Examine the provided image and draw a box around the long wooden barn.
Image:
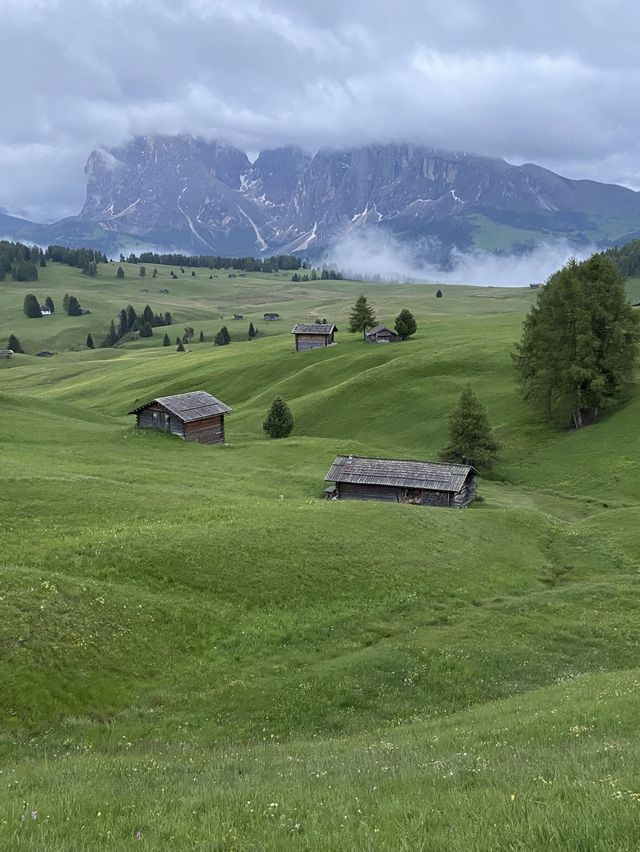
[291,323,337,352]
[324,456,477,507]
[129,391,232,445]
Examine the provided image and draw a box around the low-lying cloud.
[323,229,598,287]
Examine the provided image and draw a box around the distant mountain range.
[4,135,640,264]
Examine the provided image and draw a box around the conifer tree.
[441,385,498,469]
[117,266,125,279]
[44,296,54,314]
[139,322,153,338]
[7,334,23,353]
[263,396,294,438]
[348,294,376,339]
[514,255,640,428]
[86,333,95,349]
[162,332,171,346]
[248,321,256,339]
[199,331,204,342]
[176,336,181,346]
[176,340,185,352]
[139,266,146,277]
[214,326,231,346]
[394,308,417,339]
[23,293,42,318]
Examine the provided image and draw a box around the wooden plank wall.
[183,414,225,445]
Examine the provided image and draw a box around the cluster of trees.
[291,268,343,282]
[348,295,417,340]
[120,251,302,272]
[601,240,640,277]
[23,294,52,318]
[62,293,84,316]
[514,255,639,429]
[102,304,173,347]
[214,326,231,346]
[46,245,105,276]
[0,241,41,281]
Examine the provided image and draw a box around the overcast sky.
[3,0,640,221]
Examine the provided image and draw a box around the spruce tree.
[199,330,204,342]
[441,385,498,469]
[139,266,146,277]
[348,294,376,339]
[162,332,171,346]
[7,334,24,353]
[86,333,94,349]
[248,321,256,339]
[117,266,125,279]
[176,336,181,346]
[263,396,294,438]
[394,308,417,339]
[139,322,153,338]
[23,293,42,318]
[44,296,54,314]
[176,340,185,352]
[214,326,231,345]
[514,255,640,428]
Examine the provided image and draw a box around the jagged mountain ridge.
[6,134,640,260]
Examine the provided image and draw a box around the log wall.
[295,333,332,352]
[183,414,225,445]
[336,482,455,507]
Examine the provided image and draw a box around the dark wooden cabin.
[291,323,337,352]
[324,456,477,507]
[365,324,399,343]
[128,391,232,445]
[264,312,280,321]
[233,313,244,320]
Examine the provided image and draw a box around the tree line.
[102,304,173,347]
[120,251,303,272]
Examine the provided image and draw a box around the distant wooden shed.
[264,312,280,321]
[324,456,477,507]
[129,391,232,445]
[291,323,337,352]
[0,349,13,359]
[233,313,244,320]
[365,324,399,343]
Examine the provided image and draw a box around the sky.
[2,0,640,222]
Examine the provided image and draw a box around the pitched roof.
[291,323,337,334]
[366,324,398,337]
[128,391,232,422]
[325,456,476,492]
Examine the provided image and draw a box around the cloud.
[324,228,597,287]
[2,0,640,219]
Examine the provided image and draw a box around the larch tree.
[348,295,377,339]
[441,385,498,469]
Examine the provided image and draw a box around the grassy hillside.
[1,261,639,849]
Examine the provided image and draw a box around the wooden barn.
[233,313,244,320]
[365,324,399,343]
[129,391,232,445]
[292,323,337,352]
[264,312,280,321]
[324,456,477,507]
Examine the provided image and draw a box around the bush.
[23,293,42,318]
[7,334,24,353]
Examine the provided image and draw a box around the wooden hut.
[233,313,244,320]
[365,324,399,343]
[263,312,280,321]
[128,391,232,445]
[291,323,337,352]
[324,456,477,507]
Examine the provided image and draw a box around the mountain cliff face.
[73,135,640,259]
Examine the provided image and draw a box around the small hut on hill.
[365,324,399,343]
[291,323,337,352]
[324,456,477,507]
[264,312,280,321]
[129,391,232,445]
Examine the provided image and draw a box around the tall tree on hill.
[514,254,640,428]
[162,332,171,346]
[394,308,417,339]
[126,304,137,330]
[23,293,42,318]
[139,322,153,338]
[7,334,24,353]
[103,320,118,347]
[441,385,498,469]
[199,331,204,343]
[139,266,146,278]
[116,266,125,279]
[214,326,231,346]
[263,396,294,438]
[348,295,377,339]
[248,321,256,339]
[86,333,95,349]
[44,296,54,314]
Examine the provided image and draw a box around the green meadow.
[1,261,640,850]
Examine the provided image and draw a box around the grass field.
[1,261,640,849]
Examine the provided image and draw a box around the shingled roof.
[128,391,232,422]
[291,323,337,334]
[365,324,398,337]
[325,456,476,492]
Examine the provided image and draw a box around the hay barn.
[129,391,232,445]
[324,456,477,507]
[365,324,399,343]
[292,323,337,352]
